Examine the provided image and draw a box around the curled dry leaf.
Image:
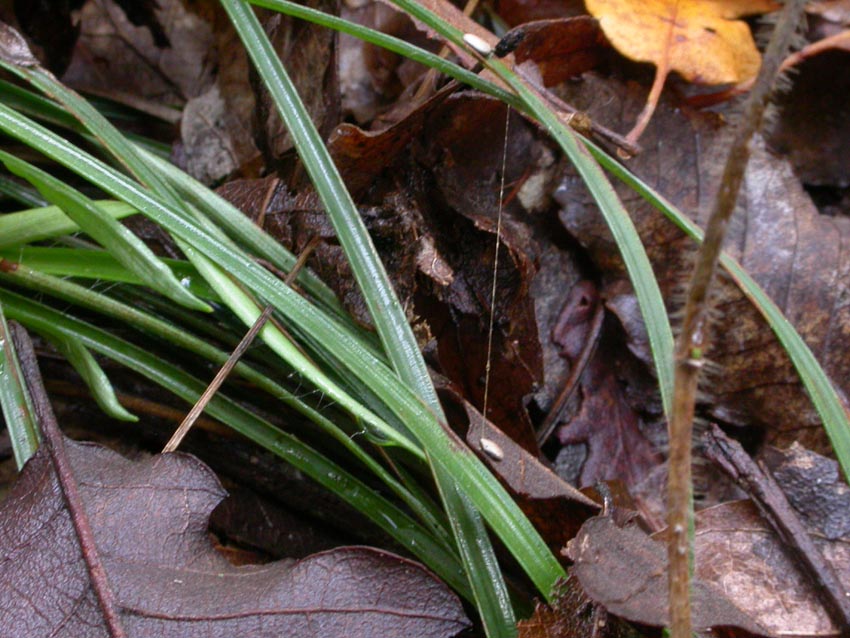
[507,17,609,88]
[0,438,469,637]
[443,390,599,550]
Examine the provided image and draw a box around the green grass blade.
[186,245,423,456]
[0,174,47,208]
[0,77,169,158]
[1,262,456,561]
[0,247,216,299]
[223,2,525,629]
[220,0,434,402]
[0,301,40,467]
[249,0,518,106]
[47,333,137,421]
[0,100,564,599]
[137,149,349,323]
[0,76,345,324]
[0,152,210,312]
[0,200,137,249]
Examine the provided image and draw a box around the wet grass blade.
[0,200,137,249]
[0,301,40,467]
[0,151,209,312]
[0,288,468,595]
[0,247,215,298]
[587,143,850,478]
[0,66,563,605]
[222,2,534,631]
[47,333,137,421]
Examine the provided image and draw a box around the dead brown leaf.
[440,391,599,551]
[494,0,586,27]
[565,515,768,634]
[63,0,214,105]
[554,73,850,452]
[509,17,609,88]
[695,499,850,636]
[0,437,469,637]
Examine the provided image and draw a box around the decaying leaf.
[62,0,214,107]
[517,578,634,638]
[508,17,609,88]
[548,281,663,495]
[554,73,850,452]
[565,515,768,634]
[695,499,850,636]
[440,390,599,550]
[0,438,469,637]
[585,0,775,85]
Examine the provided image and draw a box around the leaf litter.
[4,0,850,635]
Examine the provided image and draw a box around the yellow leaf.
[586,0,778,84]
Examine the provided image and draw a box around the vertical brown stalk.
[666,2,807,636]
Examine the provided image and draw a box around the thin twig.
[666,2,808,636]
[163,236,319,453]
[11,323,127,638]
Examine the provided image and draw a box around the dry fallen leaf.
[554,73,850,454]
[566,515,768,634]
[585,0,776,141]
[696,499,850,636]
[585,0,774,84]
[0,437,469,637]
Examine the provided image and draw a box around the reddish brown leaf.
[0,439,469,637]
[548,282,663,495]
[494,0,586,27]
[517,579,633,638]
[442,393,599,550]
[509,17,609,87]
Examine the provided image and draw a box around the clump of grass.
[0,3,846,637]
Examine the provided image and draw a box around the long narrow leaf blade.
[588,144,850,478]
[0,151,209,312]
[0,200,137,249]
[0,289,468,595]
[48,334,137,421]
[222,3,525,630]
[0,302,40,467]
[0,100,565,599]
